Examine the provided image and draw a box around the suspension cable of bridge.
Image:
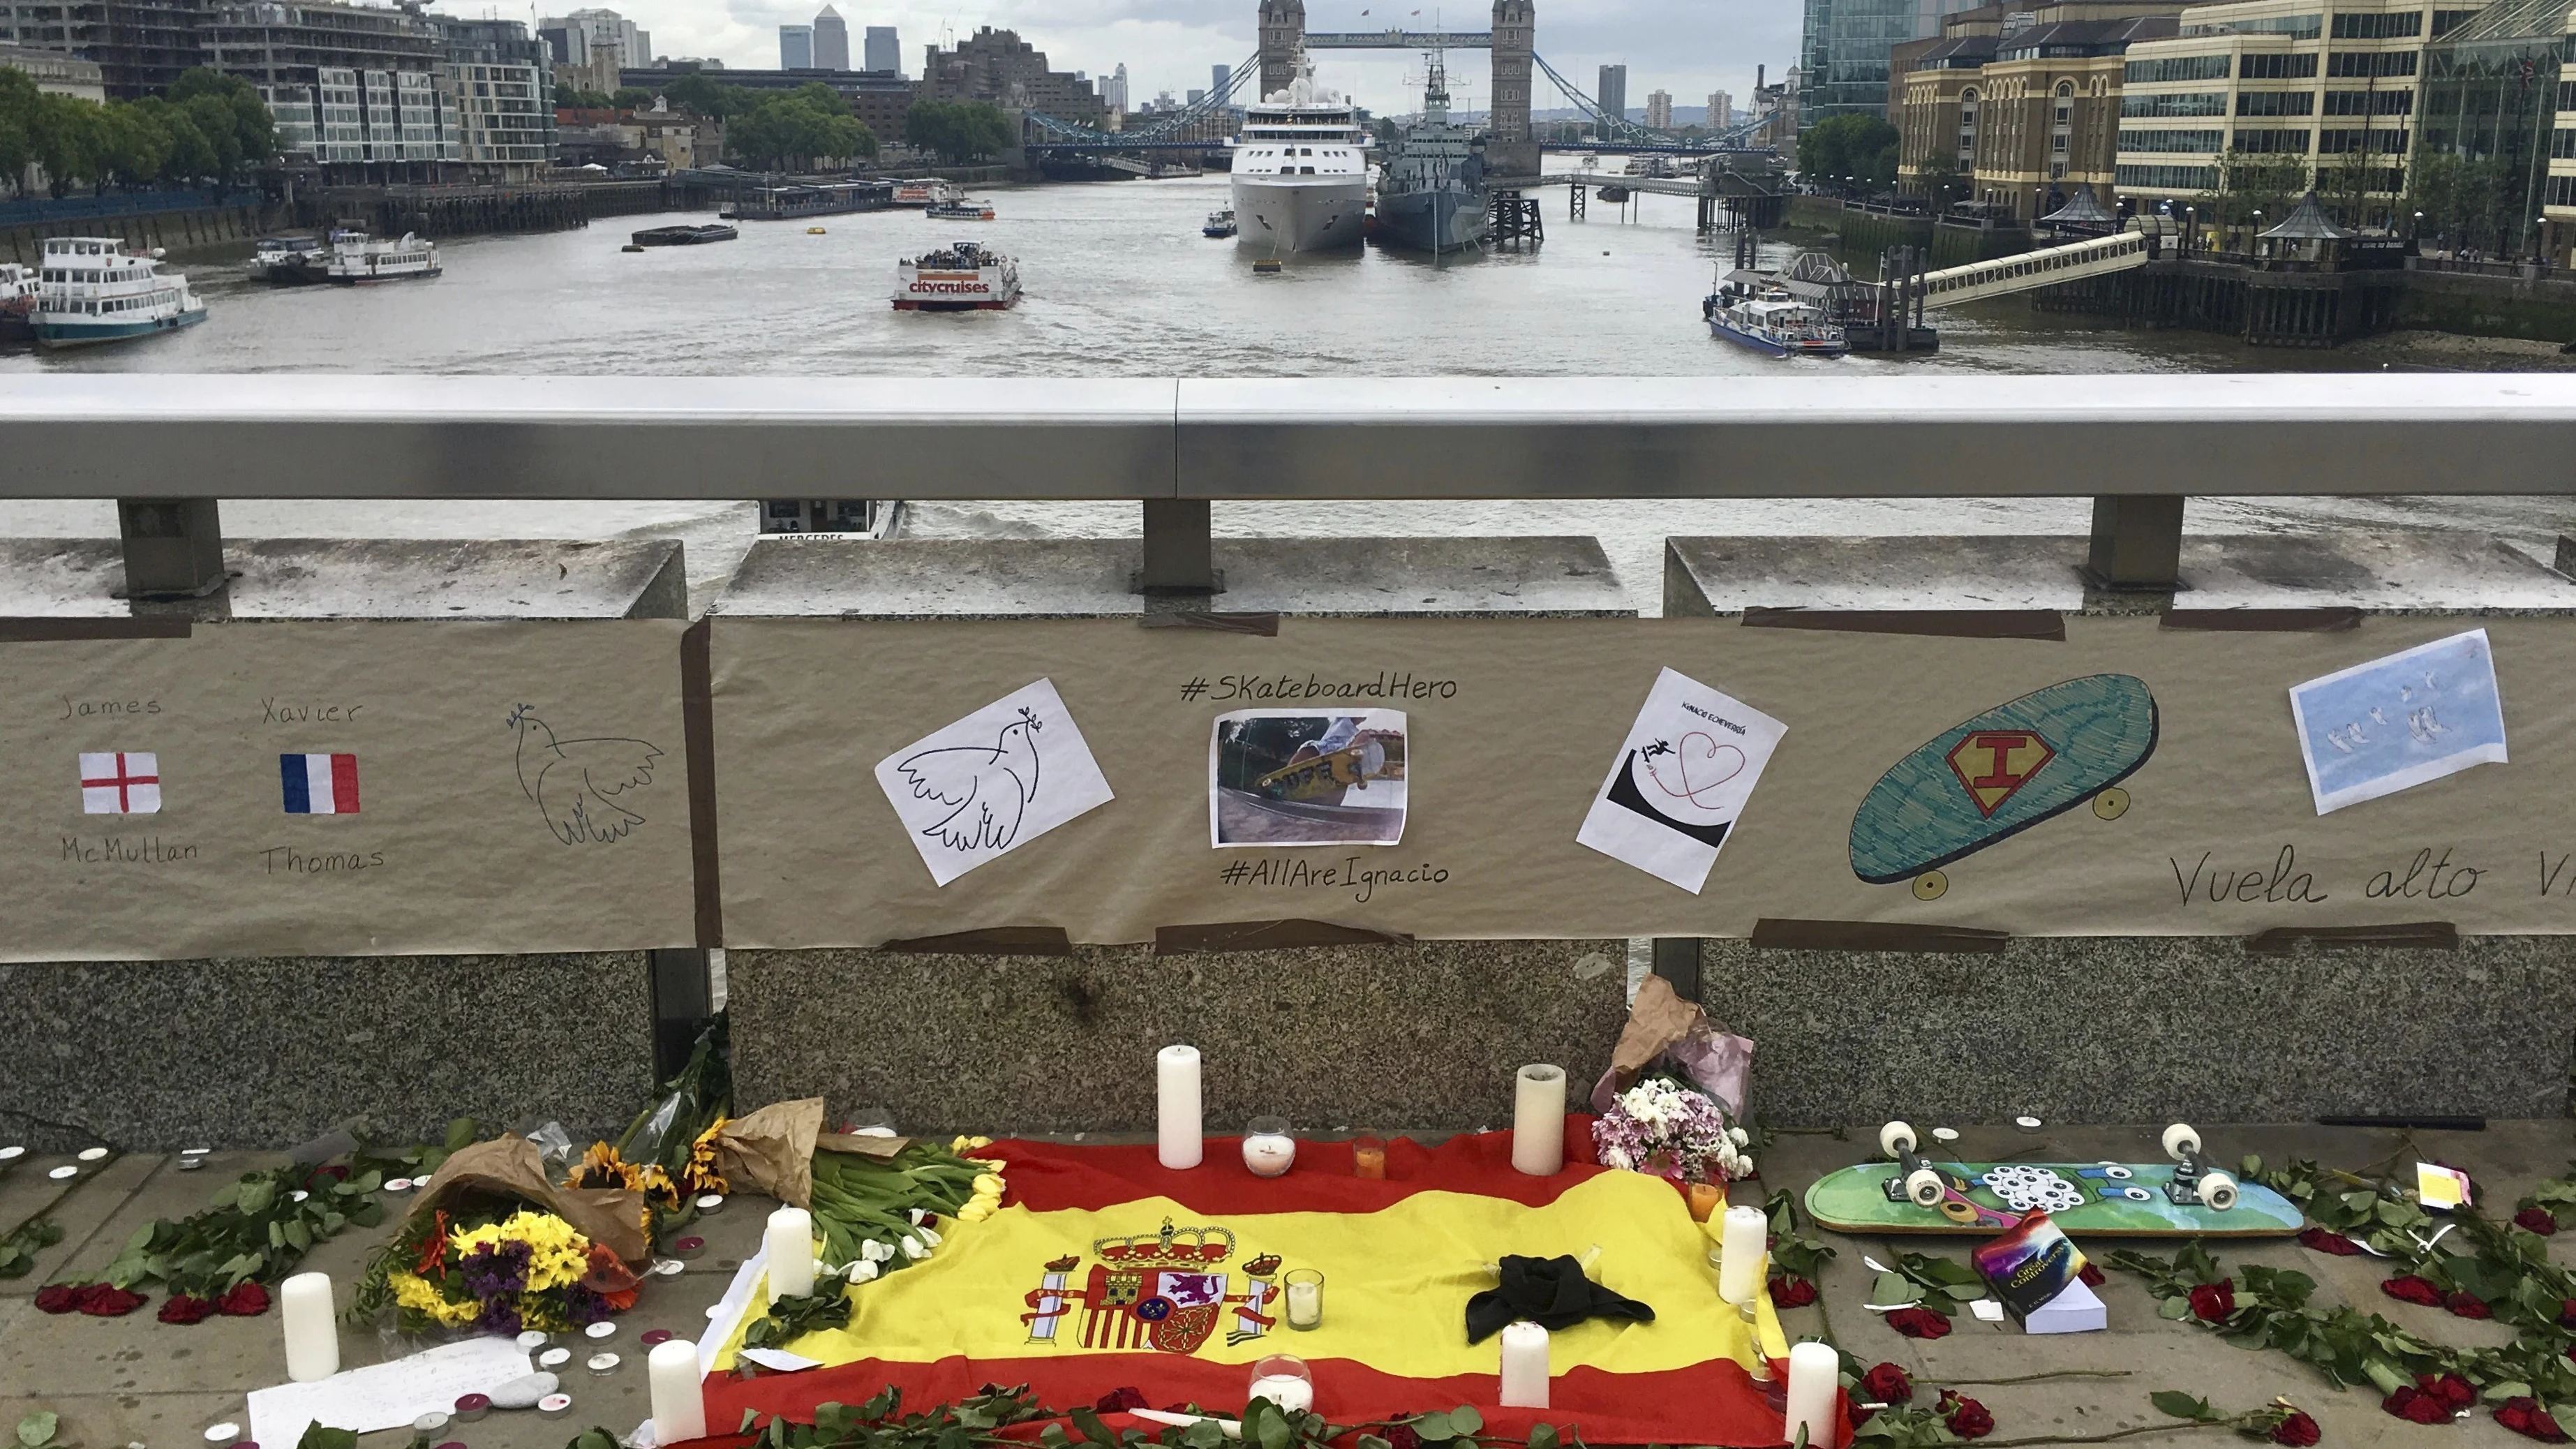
[1526,53,1771,152]
[1022,52,1263,150]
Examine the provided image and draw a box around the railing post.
[1140,498,1219,595]
[115,497,228,601]
[2083,495,2186,592]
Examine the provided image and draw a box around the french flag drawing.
[281,753,360,815]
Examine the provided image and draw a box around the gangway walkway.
[1916,230,2152,309]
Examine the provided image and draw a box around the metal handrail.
[2,375,2573,500]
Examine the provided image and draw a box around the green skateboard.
[1804,1122,2303,1238]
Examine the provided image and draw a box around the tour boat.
[925,196,997,221]
[1704,286,1847,357]
[894,239,1022,311]
[1228,52,1370,253]
[248,232,329,284]
[891,179,954,208]
[31,237,206,348]
[0,262,35,343]
[1203,209,1238,238]
[325,230,441,283]
[631,223,738,246]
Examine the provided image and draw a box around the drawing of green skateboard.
[1849,674,2158,902]
[1803,1122,2302,1238]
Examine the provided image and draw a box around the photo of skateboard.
[1803,1122,2301,1238]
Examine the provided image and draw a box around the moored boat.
[325,229,441,284]
[1203,208,1238,238]
[31,236,207,348]
[925,197,997,221]
[891,179,954,207]
[249,232,329,284]
[0,262,35,343]
[1228,52,1370,253]
[632,223,740,246]
[1703,283,1847,357]
[893,239,1022,311]
[1375,54,1489,254]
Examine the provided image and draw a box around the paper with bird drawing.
[875,678,1115,886]
[1576,667,1787,893]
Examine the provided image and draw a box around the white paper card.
[1577,668,1787,892]
[248,1337,531,1448]
[1970,1298,2006,1322]
[875,678,1115,886]
[2289,629,2507,815]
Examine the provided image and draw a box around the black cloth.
[1464,1254,1657,1344]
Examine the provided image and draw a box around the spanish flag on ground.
[705,1125,1803,1447]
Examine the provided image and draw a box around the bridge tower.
[1258,0,1304,103]
[1488,0,1537,177]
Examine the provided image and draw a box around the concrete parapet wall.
[1,203,276,265]
[728,942,1630,1136]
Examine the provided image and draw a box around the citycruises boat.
[925,196,997,221]
[31,236,206,348]
[891,179,955,207]
[325,229,441,283]
[248,232,330,284]
[1203,208,1238,238]
[893,239,1022,311]
[1703,285,1847,357]
[0,262,36,343]
[631,223,739,246]
[1228,51,1371,253]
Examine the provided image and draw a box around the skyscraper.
[1212,61,1230,98]
[1644,89,1671,128]
[1595,63,1626,123]
[1101,61,1128,110]
[811,5,848,70]
[863,24,898,73]
[1707,89,1732,127]
[779,22,811,68]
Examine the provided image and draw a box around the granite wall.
[727,941,1630,1136]
[1701,934,2576,1127]
[0,953,657,1152]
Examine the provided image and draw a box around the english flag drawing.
[80,752,161,814]
[281,753,361,815]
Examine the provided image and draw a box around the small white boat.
[324,229,441,284]
[1704,285,1847,357]
[31,236,206,348]
[1203,208,1238,238]
[249,232,329,284]
[0,262,36,343]
[894,239,1022,311]
[891,178,955,207]
[925,197,996,221]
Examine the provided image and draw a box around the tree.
[1912,152,1967,211]
[1797,112,1899,191]
[611,87,653,110]
[728,91,874,169]
[165,68,274,173]
[94,98,172,185]
[904,99,1011,163]
[557,86,616,109]
[660,73,756,119]
[29,93,100,195]
[0,67,36,194]
[2195,147,2307,231]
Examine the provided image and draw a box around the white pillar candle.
[1717,1204,1769,1305]
[1497,1319,1549,1409]
[280,1271,338,1383]
[1247,1374,1314,1414]
[763,1207,815,1303]
[648,1338,708,1444]
[1785,1342,1840,1448]
[1158,1044,1203,1170]
[1510,1064,1567,1177]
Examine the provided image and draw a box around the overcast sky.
[572,0,1792,117]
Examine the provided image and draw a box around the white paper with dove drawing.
[872,677,1115,886]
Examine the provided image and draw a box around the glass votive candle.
[1350,1136,1386,1180]
[1247,1352,1314,1413]
[1685,1181,1724,1223]
[1282,1268,1323,1330]
[1242,1117,1296,1178]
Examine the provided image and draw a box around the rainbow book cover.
[1970,1210,2089,1322]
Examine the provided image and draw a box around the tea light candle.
[1242,1117,1296,1178]
[47,1166,75,1180]
[452,1395,491,1423]
[587,1352,621,1375]
[1686,1182,1725,1223]
[77,1147,107,1162]
[516,1330,550,1351]
[1785,1342,1840,1448]
[205,1423,241,1446]
[1510,1065,1566,1177]
[383,1177,412,1193]
[1246,1355,1313,1415]
[764,1207,815,1302]
[649,1337,708,1444]
[281,1272,338,1382]
[1158,1045,1203,1170]
[671,1236,706,1261]
[0,1145,24,1162]
[640,1329,676,1347]
[1350,1137,1385,1180]
[1283,1269,1323,1330]
[1717,1205,1769,1305]
[1498,1321,1549,1409]
[695,1194,727,1214]
[537,1394,572,1418]
[539,1346,572,1369]
[584,1320,617,1340]
[410,1412,448,1445]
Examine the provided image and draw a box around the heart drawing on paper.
[1644,731,1745,808]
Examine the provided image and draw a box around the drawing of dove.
[894,707,1045,854]
[509,705,663,845]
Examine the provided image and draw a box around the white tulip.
[847,1259,880,1284]
[900,1235,927,1260]
[918,1225,942,1247]
[861,1239,893,1263]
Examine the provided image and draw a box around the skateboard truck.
[1876,1121,2019,1228]
[2159,1123,2240,1211]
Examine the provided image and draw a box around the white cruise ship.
[31,237,206,348]
[1229,53,1371,253]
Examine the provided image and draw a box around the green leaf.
[284,1220,312,1252]
[2150,1392,2216,1421]
[569,1431,621,1449]
[1527,1425,1558,1449]
[1357,1439,1393,1449]
[1038,1426,1071,1449]
[1448,1406,1482,1436]
[1413,1412,1459,1443]
[2159,1295,2193,1320]
[1252,1409,1289,1449]
[17,1413,59,1449]
[1069,1409,1117,1449]
[295,1425,357,1449]
[445,1117,479,1151]
[2487,1383,2534,1402]
[1184,1425,1226,1449]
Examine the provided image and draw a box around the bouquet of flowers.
[1592,1075,1755,1184]
[383,1208,637,1335]
[807,1136,1007,1285]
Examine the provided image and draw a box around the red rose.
[2499,1398,2573,1443]
[1771,1277,1819,1308]
[2385,1388,2448,1425]
[2562,1299,2576,1330]
[216,1281,270,1316]
[2427,1375,2476,1413]
[2189,1279,2235,1323]
[157,1294,215,1325]
[1859,1362,1913,1405]
[2381,1275,2443,1306]
[2079,1262,2105,1286]
[2270,1411,2321,1447]
[2445,1291,2492,1320]
[2298,1228,2363,1256]
[1939,1392,1995,1440]
[76,1284,145,1316]
[1092,1388,1149,1414]
[1884,1307,1951,1339]
[2517,1208,2561,1235]
[34,1284,80,1314]
[1383,1426,1422,1449]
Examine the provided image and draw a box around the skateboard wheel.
[2092,787,2131,821]
[1912,871,1948,901]
[2198,1171,2239,1211]
[1881,1121,1919,1158]
[2162,1123,2201,1161]
[1905,1167,1946,1208]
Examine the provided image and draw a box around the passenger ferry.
[31,237,207,348]
[1228,52,1371,253]
[891,179,955,207]
[731,180,895,221]
[925,196,996,221]
[325,230,441,283]
[1703,286,1847,357]
[894,239,1022,311]
[0,262,36,343]
[249,232,330,284]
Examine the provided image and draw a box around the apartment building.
[0,0,204,97]
[433,13,553,177]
